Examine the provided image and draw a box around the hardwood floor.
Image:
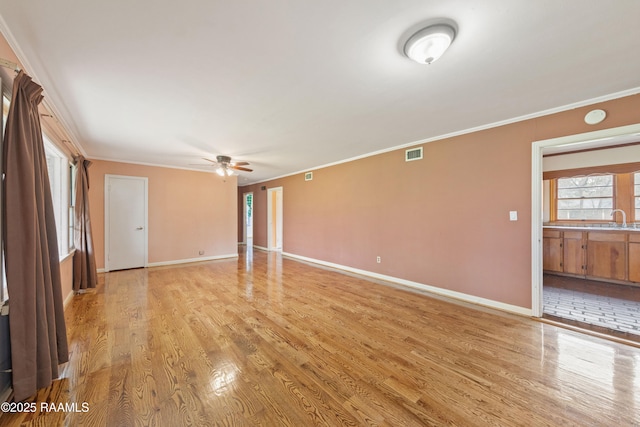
[2,247,640,426]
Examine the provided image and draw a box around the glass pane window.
[43,136,71,256]
[556,175,614,220]
[1,94,8,302]
[69,162,77,251]
[1,94,9,138]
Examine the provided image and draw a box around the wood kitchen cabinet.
[629,234,640,283]
[543,227,640,286]
[542,230,563,272]
[563,231,585,276]
[586,232,627,281]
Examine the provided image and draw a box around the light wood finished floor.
[2,247,640,426]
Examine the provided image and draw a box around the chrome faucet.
[611,209,627,228]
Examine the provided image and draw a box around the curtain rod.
[0,57,82,157]
[40,98,82,157]
[0,57,20,73]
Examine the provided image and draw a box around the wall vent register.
[405,147,423,162]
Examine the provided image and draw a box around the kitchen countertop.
[543,224,640,232]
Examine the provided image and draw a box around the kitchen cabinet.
[543,227,640,287]
[586,232,627,281]
[629,234,640,283]
[563,231,585,276]
[542,230,563,272]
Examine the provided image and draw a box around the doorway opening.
[243,192,253,245]
[532,123,640,341]
[267,187,283,251]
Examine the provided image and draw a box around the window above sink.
[544,167,640,226]
[556,174,613,220]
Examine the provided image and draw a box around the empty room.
[1,1,640,426]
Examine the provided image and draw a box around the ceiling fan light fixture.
[201,154,252,175]
[404,23,456,65]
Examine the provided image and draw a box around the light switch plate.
[509,211,518,221]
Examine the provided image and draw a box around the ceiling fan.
[202,155,253,176]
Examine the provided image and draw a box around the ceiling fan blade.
[202,157,218,164]
[231,166,253,172]
[233,161,250,166]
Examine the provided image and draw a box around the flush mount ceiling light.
[404,23,456,64]
[584,109,606,125]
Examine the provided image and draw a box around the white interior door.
[267,187,283,251]
[105,175,148,271]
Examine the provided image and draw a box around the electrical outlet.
[509,211,518,221]
[376,256,381,263]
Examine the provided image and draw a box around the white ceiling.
[0,0,639,185]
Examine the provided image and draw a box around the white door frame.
[531,123,640,317]
[267,187,283,251]
[243,191,254,244]
[104,174,149,272]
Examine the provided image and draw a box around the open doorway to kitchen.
[532,123,640,342]
[243,192,253,246]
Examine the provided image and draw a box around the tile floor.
[543,274,640,342]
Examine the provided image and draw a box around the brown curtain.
[72,156,97,291]
[1,71,69,401]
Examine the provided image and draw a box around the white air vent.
[305,172,313,181]
[405,147,423,162]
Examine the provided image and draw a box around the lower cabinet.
[586,233,626,281]
[563,231,585,276]
[543,228,639,286]
[542,230,563,272]
[629,234,640,283]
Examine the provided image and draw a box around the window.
[69,162,77,250]
[1,93,8,303]
[44,136,72,256]
[1,94,8,136]
[556,175,614,220]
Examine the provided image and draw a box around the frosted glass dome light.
[404,24,456,65]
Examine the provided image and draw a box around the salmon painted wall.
[60,254,73,306]
[237,189,246,243]
[239,94,640,310]
[89,160,238,269]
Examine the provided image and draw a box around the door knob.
[136,226,143,230]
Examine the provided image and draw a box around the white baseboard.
[282,252,532,317]
[147,253,238,268]
[98,253,238,272]
[252,245,269,251]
